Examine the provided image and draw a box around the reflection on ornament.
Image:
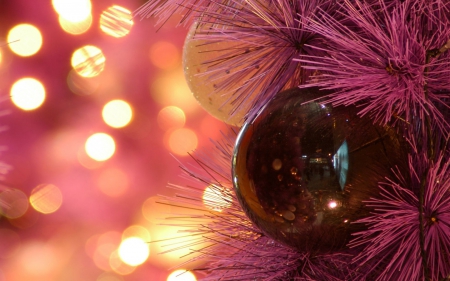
[232,87,408,252]
[183,23,259,126]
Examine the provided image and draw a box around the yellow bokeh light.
[52,0,92,22]
[71,45,105,77]
[118,237,149,266]
[109,250,135,275]
[0,188,29,219]
[150,68,201,114]
[168,128,198,156]
[10,78,46,111]
[122,225,150,242]
[7,24,42,57]
[85,133,116,161]
[29,184,63,214]
[167,270,197,281]
[96,168,129,197]
[157,106,185,131]
[100,6,133,38]
[59,13,92,35]
[149,41,179,70]
[102,100,133,128]
[202,185,232,212]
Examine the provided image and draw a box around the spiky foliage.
[297,0,450,133]
[158,132,365,281]
[189,0,338,120]
[349,153,450,281]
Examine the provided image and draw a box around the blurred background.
[0,0,228,280]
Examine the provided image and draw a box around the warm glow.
[102,100,133,128]
[59,14,92,35]
[109,250,135,275]
[19,242,58,275]
[100,6,133,38]
[149,41,179,70]
[328,201,337,209]
[96,168,129,197]
[71,45,105,77]
[202,185,232,212]
[0,188,29,219]
[52,0,92,22]
[85,133,116,161]
[157,106,186,131]
[10,78,46,111]
[91,231,121,271]
[168,128,198,156]
[118,237,149,266]
[167,270,197,281]
[122,225,150,241]
[150,68,200,113]
[29,184,63,214]
[7,24,42,57]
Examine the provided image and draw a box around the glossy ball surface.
[183,23,259,126]
[232,87,408,252]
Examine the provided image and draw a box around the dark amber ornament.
[232,87,408,252]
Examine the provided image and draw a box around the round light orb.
[71,45,105,77]
[232,87,409,252]
[167,128,198,156]
[85,133,116,161]
[59,13,92,35]
[118,237,149,266]
[100,5,133,38]
[52,0,92,23]
[157,106,186,131]
[102,100,133,128]
[183,23,258,126]
[167,270,197,281]
[29,184,63,214]
[10,78,45,111]
[0,188,29,219]
[7,24,43,57]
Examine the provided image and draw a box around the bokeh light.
[167,128,198,156]
[85,133,116,161]
[100,6,133,38]
[0,188,29,219]
[52,0,92,23]
[96,168,129,197]
[202,185,232,212]
[149,41,179,70]
[91,231,121,271]
[59,13,92,35]
[122,225,150,241]
[18,242,58,276]
[150,68,201,114]
[167,270,197,281]
[102,100,133,128]
[10,78,46,111]
[7,24,43,57]
[157,106,186,131]
[29,184,63,214]
[118,237,149,266]
[109,250,135,275]
[71,45,105,77]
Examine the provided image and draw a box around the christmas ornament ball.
[232,87,408,252]
[183,23,260,126]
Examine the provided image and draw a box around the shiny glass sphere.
[232,87,408,252]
